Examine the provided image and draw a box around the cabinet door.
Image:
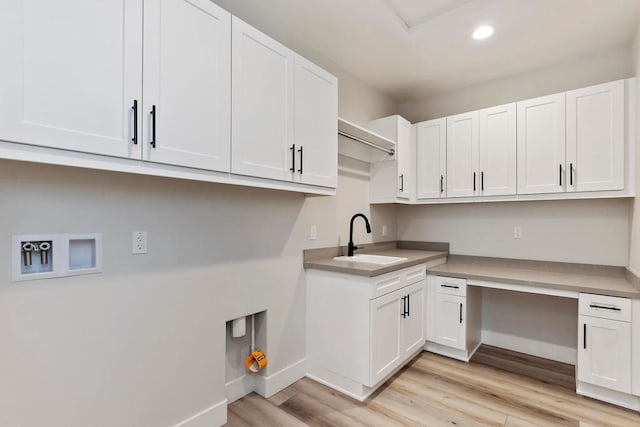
[231,17,295,181]
[479,103,516,196]
[566,80,624,192]
[433,293,466,350]
[294,56,338,188]
[143,0,231,172]
[517,94,566,194]
[396,118,413,199]
[401,281,425,357]
[0,0,143,158]
[416,119,447,199]
[370,291,402,386]
[578,315,631,393]
[447,112,479,198]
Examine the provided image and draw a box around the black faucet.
[348,213,372,256]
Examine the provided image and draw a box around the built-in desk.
[428,255,640,298]
[426,256,640,412]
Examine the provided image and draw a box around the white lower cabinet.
[425,275,481,361]
[578,315,631,393]
[577,293,632,396]
[306,264,426,401]
[433,293,466,350]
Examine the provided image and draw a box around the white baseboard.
[577,381,640,411]
[225,374,255,404]
[424,341,473,362]
[481,330,576,364]
[254,358,307,398]
[173,399,227,427]
[306,361,372,401]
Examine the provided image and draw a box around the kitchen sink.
[333,254,408,265]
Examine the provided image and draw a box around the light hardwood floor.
[225,346,640,426]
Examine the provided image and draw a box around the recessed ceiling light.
[472,25,494,40]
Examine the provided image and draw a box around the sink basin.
[333,254,408,265]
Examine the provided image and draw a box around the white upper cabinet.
[231,17,295,182]
[396,118,413,199]
[517,93,566,195]
[143,0,231,172]
[566,80,624,192]
[447,112,479,198]
[294,56,338,188]
[368,115,414,201]
[0,0,143,158]
[416,118,447,200]
[479,103,517,196]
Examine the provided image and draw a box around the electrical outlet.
[513,226,523,239]
[132,231,147,254]
[382,225,388,237]
[310,225,317,240]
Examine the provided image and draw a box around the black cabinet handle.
[570,163,573,186]
[473,172,476,191]
[459,303,463,324]
[290,144,296,172]
[131,100,138,145]
[481,171,484,191]
[297,146,303,174]
[401,296,406,318]
[589,304,621,311]
[150,105,157,148]
[559,164,562,186]
[583,323,586,349]
[440,175,444,193]
[441,284,459,289]
[407,294,410,317]
[399,174,404,192]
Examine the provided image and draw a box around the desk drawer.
[434,276,467,297]
[579,293,631,322]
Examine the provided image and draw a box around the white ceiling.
[212,0,640,102]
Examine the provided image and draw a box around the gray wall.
[397,46,635,267]
[398,45,634,122]
[0,61,396,426]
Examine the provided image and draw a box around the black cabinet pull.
[290,144,296,172]
[399,174,404,192]
[440,175,444,193]
[407,294,410,317]
[459,303,463,324]
[131,100,138,145]
[473,172,476,191]
[589,304,621,311]
[297,146,303,174]
[401,296,406,318]
[559,164,562,186]
[570,163,573,186]
[583,323,586,349]
[441,284,459,289]
[481,171,484,191]
[150,105,157,148]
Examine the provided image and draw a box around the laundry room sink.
[333,254,408,265]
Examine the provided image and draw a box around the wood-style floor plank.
[224,346,640,427]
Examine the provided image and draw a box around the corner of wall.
[630,24,640,271]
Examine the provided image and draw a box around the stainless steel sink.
[333,254,408,265]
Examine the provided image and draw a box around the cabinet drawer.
[435,276,467,296]
[579,293,631,322]
[371,265,426,299]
